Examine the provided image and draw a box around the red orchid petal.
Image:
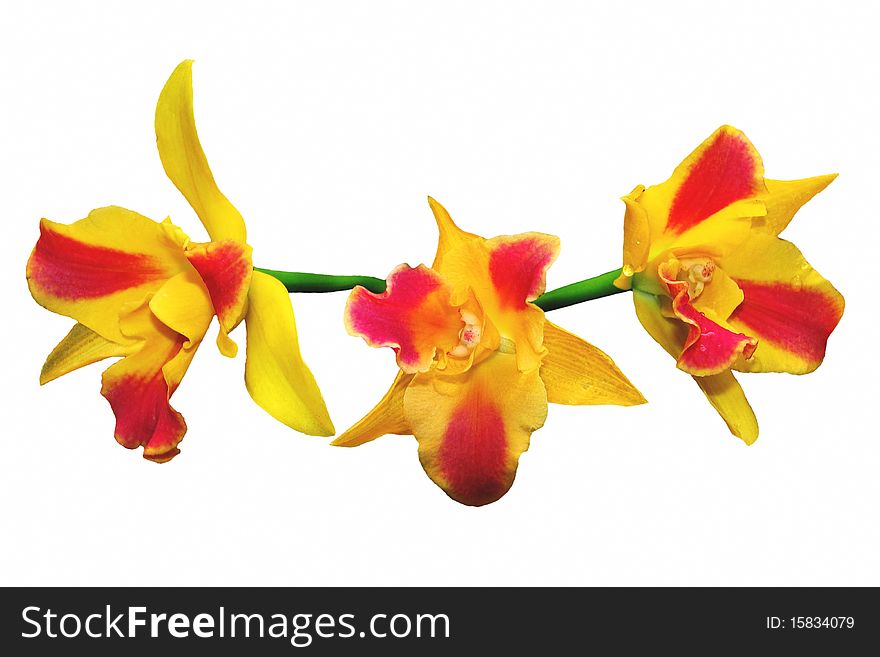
[660,267,757,376]
[345,264,463,373]
[185,239,253,334]
[730,280,843,373]
[666,126,764,235]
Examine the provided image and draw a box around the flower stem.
[255,266,628,310]
[255,268,387,294]
[533,268,625,311]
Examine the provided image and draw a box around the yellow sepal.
[540,321,646,406]
[693,371,759,444]
[332,371,414,447]
[155,60,247,244]
[244,271,334,436]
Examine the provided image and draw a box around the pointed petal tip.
[314,412,337,437]
[624,388,648,406]
[172,59,194,75]
[608,379,648,407]
[273,406,335,438]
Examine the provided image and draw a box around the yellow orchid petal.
[155,60,247,244]
[332,371,415,447]
[540,321,646,406]
[405,351,548,506]
[148,268,214,348]
[662,197,764,260]
[615,185,651,290]
[720,234,844,374]
[756,175,837,236]
[216,330,239,358]
[693,371,759,444]
[427,196,480,272]
[40,323,130,385]
[244,271,334,436]
[26,207,190,344]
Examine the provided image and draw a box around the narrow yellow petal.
[616,186,650,288]
[427,196,479,272]
[155,60,247,243]
[540,321,646,406]
[244,271,334,436]
[216,330,239,358]
[757,175,837,236]
[41,323,130,385]
[693,371,759,444]
[332,371,414,447]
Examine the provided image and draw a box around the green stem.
[255,268,387,294]
[255,266,627,311]
[534,268,625,311]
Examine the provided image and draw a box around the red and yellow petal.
[345,264,463,373]
[721,234,844,374]
[404,351,548,506]
[661,125,766,235]
[26,207,190,344]
[487,232,559,310]
[632,126,767,265]
[99,302,199,463]
[658,261,757,376]
[185,239,253,356]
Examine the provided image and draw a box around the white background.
[1,0,877,586]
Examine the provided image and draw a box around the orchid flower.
[613,125,844,443]
[333,198,645,506]
[26,61,334,462]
